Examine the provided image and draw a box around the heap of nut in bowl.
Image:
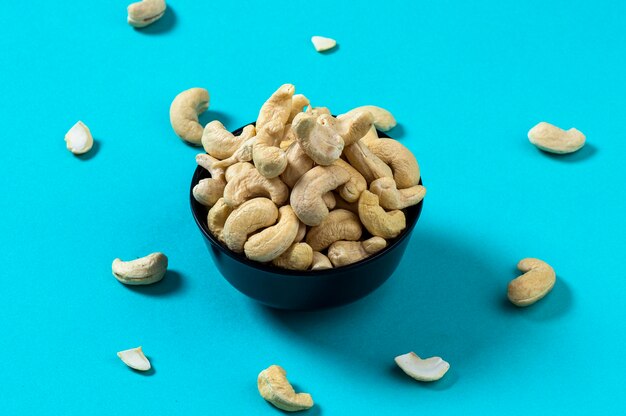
[188,84,425,271]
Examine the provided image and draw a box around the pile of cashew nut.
[179,84,425,270]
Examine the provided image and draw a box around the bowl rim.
[190,123,423,277]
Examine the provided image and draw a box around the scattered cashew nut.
[311,35,337,52]
[272,243,313,270]
[370,177,426,210]
[127,0,166,28]
[528,121,586,154]
[395,352,449,382]
[170,88,210,145]
[244,205,300,262]
[64,121,94,155]
[327,237,387,267]
[508,258,556,307]
[111,252,168,285]
[344,105,396,132]
[358,190,406,239]
[222,198,278,253]
[258,365,314,412]
[117,346,151,371]
[306,209,362,251]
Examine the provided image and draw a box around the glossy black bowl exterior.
[190,125,423,309]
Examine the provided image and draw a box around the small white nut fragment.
[508,258,556,307]
[64,121,93,155]
[528,121,586,154]
[127,0,166,28]
[112,252,168,285]
[258,365,314,412]
[311,36,337,52]
[345,106,396,132]
[117,346,151,371]
[169,88,210,146]
[394,352,449,382]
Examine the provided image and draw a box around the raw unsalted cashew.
[370,177,426,210]
[333,193,359,214]
[528,121,586,154]
[117,346,151,371]
[272,243,313,270]
[367,139,420,188]
[394,352,449,382]
[327,237,386,267]
[225,162,254,182]
[344,105,396,132]
[207,198,233,242]
[202,121,255,160]
[258,365,314,412]
[194,154,226,207]
[311,35,337,52]
[244,205,300,262]
[306,209,362,251]
[322,192,336,209]
[333,158,367,202]
[358,190,406,238]
[170,88,210,145]
[329,111,374,146]
[311,252,332,270]
[213,137,256,170]
[223,167,289,207]
[256,84,295,132]
[289,94,310,123]
[294,221,307,243]
[508,258,556,307]
[127,0,166,28]
[290,165,351,226]
[292,112,344,166]
[343,140,393,184]
[253,120,288,178]
[112,252,168,285]
[360,125,379,147]
[281,142,314,188]
[305,106,331,117]
[222,198,278,253]
[64,121,94,155]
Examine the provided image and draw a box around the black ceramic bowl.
[190,124,423,309]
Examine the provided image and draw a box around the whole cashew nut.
[112,252,168,285]
[508,258,556,307]
[280,141,314,188]
[244,205,300,262]
[306,209,362,251]
[367,138,420,188]
[528,121,586,154]
[127,0,166,28]
[169,88,209,145]
[271,243,313,270]
[333,192,359,214]
[294,221,307,243]
[223,167,289,207]
[194,154,226,207]
[257,365,314,412]
[222,198,278,253]
[253,120,288,178]
[256,84,295,132]
[370,177,426,210]
[202,121,255,160]
[343,140,393,184]
[311,252,333,270]
[305,106,331,117]
[289,94,310,123]
[292,112,344,166]
[333,158,367,203]
[207,198,233,242]
[322,192,336,210]
[360,125,379,147]
[225,162,254,182]
[328,111,375,146]
[358,190,406,238]
[343,105,396,132]
[327,237,387,267]
[213,137,256,170]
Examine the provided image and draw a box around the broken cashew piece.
[111,252,168,285]
[244,205,300,262]
[311,252,333,270]
[370,177,426,210]
[311,35,337,52]
[395,352,449,382]
[508,258,556,307]
[292,112,344,166]
[358,190,406,239]
[367,138,420,188]
[223,166,289,207]
[306,209,362,251]
[64,121,94,155]
[170,87,210,145]
[327,237,386,267]
[528,121,586,154]
[222,198,278,253]
[202,121,255,160]
[344,106,396,132]
[258,365,314,412]
[207,198,233,242]
[272,243,313,270]
[127,0,166,28]
[117,346,151,371]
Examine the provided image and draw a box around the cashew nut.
[360,125,380,147]
[207,198,233,242]
[367,138,420,188]
[169,88,210,145]
[290,165,351,226]
[344,105,396,132]
[213,137,256,170]
[223,167,289,207]
[272,243,313,270]
[256,84,295,132]
[292,112,344,166]
[194,154,226,207]
[127,0,166,28]
[333,158,367,202]
[258,365,314,412]
[294,221,307,243]
[333,193,359,214]
[328,111,374,146]
[281,141,314,188]
[253,120,288,178]
[358,190,406,238]
[225,162,254,182]
[370,177,426,210]
[311,35,337,52]
[395,352,449,382]
[244,205,300,262]
[322,192,336,209]
[222,198,278,253]
[528,121,586,154]
[306,209,362,251]
[117,346,151,371]
[305,106,331,117]
[343,140,393,184]
[289,94,310,123]
[202,121,255,160]
[327,237,387,267]
[508,258,556,307]
[311,252,333,270]
[64,121,94,155]
[111,252,168,285]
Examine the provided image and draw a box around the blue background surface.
[1,1,624,414]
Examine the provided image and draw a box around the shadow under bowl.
[190,125,424,310]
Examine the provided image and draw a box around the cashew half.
[169,88,209,145]
[112,252,168,285]
[343,140,393,184]
[117,346,151,371]
[222,198,278,253]
[333,158,367,202]
[329,111,374,146]
[370,177,426,210]
[272,243,313,270]
[395,352,449,382]
[292,112,344,166]
[207,198,233,242]
[311,252,333,270]
[306,209,362,251]
[290,165,351,226]
[244,205,300,262]
[223,167,289,207]
[64,121,94,155]
[281,141,314,188]
[127,0,166,28]
[358,190,406,239]
[367,138,420,188]
[508,258,556,307]
[258,365,314,412]
[327,237,387,267]
[344,105,396,132]
[202,121,255,160]
[253,120,288,178]
[256,84,295,132]
[528,121,586,154]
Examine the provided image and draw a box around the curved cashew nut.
[257,365,314,412]
[253,120,288,178]
[327,237,387,267]
[244,205,300,262]
[358,190,406,238]
[65,121,94,155]
[213,137,256,170]
[169,87,209,145]
[256,84,295,131]
[343,140,393,184]
[289,94,310,123]
[333,193,359,214]
[367,138,420,188]
[344,105,396,132]
[360,125,379,147]
[508,258,556,307]
[292,112,344,166]
[333,158,367,202]
[528,121,586,154]
[117,346,151,371]
[194,154,226,207]
[290,165,351,226]
[225,162,254,182]
[329,111,374,146]
[272,243,313,270]
[222,198,278,253]
[322,192,336,209]
[306,209,362,251]
[201,121,255,160]
[311,252,333,270]
[305,106,331,117]
[223,167,289,207]
[207,198,233,242]
[370,177,426,210]
[280,141,314,188]
[294,221,307,243]
[127,0,166,28]
[395,352,450,382]
[112,252,168,285]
